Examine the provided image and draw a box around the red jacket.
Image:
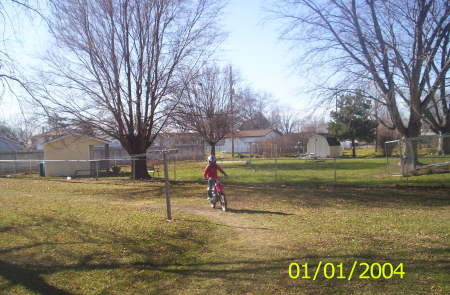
[204,164,225,180]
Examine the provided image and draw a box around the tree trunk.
[398,112,422,176]
[126,141,150,180]
[351,138,356,157]
[374,124,378,153]
[132,155,150,180]
[443,137,450,155]
[401,138,417,176]
[437,132,450,155]
[210,143,216,156]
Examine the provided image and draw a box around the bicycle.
[206,177,227,212]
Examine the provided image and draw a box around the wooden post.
[274,157,278,181]
[104,144,110,169]
[163,152,172,220]
[14,153,17,174]
[334,157,337,186]
[229,65,235,158]
[173,153,176,181]
[132,156,135,179]
[385,142,389,175]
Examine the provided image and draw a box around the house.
[43,134,110,177]
[306,134,342,158]
[0,137,22,153]
[217,129,282,154]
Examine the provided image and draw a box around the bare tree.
[422,11,450,134]
[236,87,274,129]
[271,0,450,141]
[299,115,328,135]
[422,30,450,153]
[40,0,224,178]
[269,106,300,134]
[0,1,42,105]
[173,65,234,155]
[0,117,38,149]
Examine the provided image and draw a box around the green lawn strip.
[170,158,450,187]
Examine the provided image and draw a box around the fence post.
[173,153,176,181]
[274,157,278,181]
[14,153,17,174]
[132,157,135,179]
[163,152,172,220]
[334,157,337,186]
[385,142,389,175]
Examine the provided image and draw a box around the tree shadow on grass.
[227,208,294,216]
[0,260,74,295]
[175,218,273,231]
[2,250,448,294]
[1,211,449,294]
[0,211,209,294]
[230,185,450,209]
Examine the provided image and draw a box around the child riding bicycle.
[203,155,228,200]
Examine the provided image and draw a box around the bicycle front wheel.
[219,193,227,212]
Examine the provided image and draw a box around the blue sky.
[220,0,312,110]
[1,0,315,121]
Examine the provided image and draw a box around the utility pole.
[374,100,379,153]
[229,65,235,158]
[334,93,338,138]
[163,152,172,221]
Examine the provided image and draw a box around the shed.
[43,134,110,177]
[306,134,342,158]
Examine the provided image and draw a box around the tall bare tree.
[236,87,274,129]
[423,30,450,153]
[0,1,42,105]
[271,0,450,141]
[269,106,300,134]
[173,65,234,155]
[41,0,224,178]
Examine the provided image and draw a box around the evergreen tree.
[329,93,377,157]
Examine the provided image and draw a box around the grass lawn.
[342,147,384,157]
[1,177,449,294]
[170,157,450,187]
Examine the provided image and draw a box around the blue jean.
[207,179,216,198]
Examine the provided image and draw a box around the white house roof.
[224,129,281,138]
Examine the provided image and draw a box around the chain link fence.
[2,149,450,187]
[172,156,433,187]
[0,150,180,180]
[385,134,450,177]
